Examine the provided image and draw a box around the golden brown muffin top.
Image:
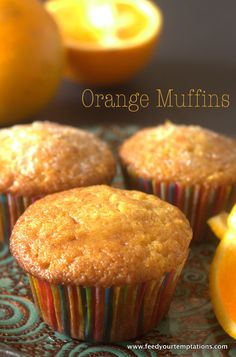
[119,123,236,186]
[0,121,115,196]
[10,185,192,286]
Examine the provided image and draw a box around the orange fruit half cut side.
[210,229,236,338]
[46,0,162,47]
[45,0,163,85]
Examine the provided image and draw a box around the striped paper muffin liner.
[0,193,41,246]
[122,167,236,243]
[28,258,186,342]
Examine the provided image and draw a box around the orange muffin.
[119,122,236,242]
[10,185,192,342]
[0,121,115,245]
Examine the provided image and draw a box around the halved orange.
[209,204,236,338]
[45,0,163,86]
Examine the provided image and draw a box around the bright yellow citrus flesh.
[210,232,236,338]
[228,205,236,232]
[208,212,228,240]
[45,0,163,85]
[208,206,236,240]
[209,204,236,338]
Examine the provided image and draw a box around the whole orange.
[0,0,64,124]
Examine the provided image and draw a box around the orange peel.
[0,0,63,124]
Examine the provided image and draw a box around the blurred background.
[19,0,236,134]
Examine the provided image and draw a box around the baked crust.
[10,185,192,286]
[0,121,116,196]
[119,122,236,186]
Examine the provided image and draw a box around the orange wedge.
[45,0,163,86]
[208,212,228,240]
[228,205,236,232]
[209,204,236,338]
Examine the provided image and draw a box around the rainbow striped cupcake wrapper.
[0,193,41,246]
[122,167,236,243]
[28,258,186,342]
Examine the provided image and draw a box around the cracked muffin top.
[119,122,236,186]
[10,185,192,286]
[0,121,116,196]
